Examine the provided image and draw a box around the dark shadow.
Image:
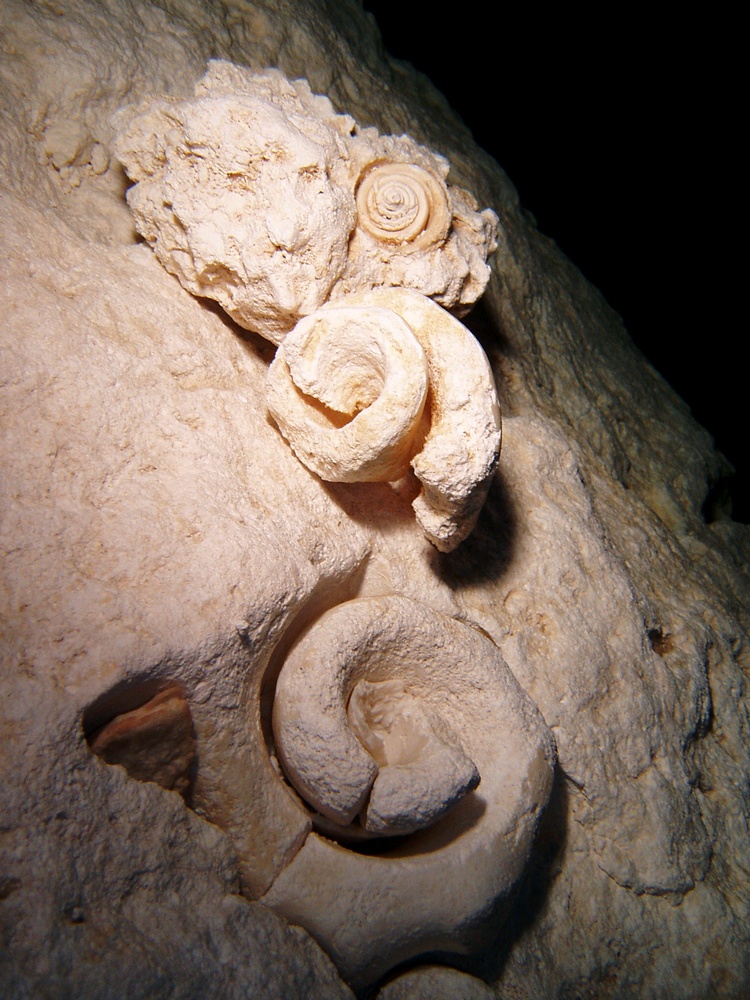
[431,468,518,589]
[82,677,176,734]
[701,464,736,524]
[195,295,276,362]
[310,790,487,858]
[317,468,519,580]
[461,294,512,359]
[461,290,523,419]
[319,477,422,534]
[112,162,137,224]
[384,791,487,857]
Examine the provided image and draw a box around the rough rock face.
[1,2,749,999]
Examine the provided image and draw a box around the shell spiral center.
[356,161,450,249]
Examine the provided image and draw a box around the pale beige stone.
[272,596,496,834]
[112,63,356,343]
[1,1,749,998]
[376,965,496,1000]
[348,675,480,836]
[361,287,502,552]
[355,161,451,250]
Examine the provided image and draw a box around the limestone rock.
[1,0,749,998]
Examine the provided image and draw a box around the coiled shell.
[264,594,556,988]
[356,161,451,251]
[266,289,501,551]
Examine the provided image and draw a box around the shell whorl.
[271,596,484,836]
[266,305,428,483]
[266,289,501,550]
[356,161,451,251]
[265,594,555,987]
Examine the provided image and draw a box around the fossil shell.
[266,289,501,550]
[273,599,481,835]
[87,686,195,796]
[264,595,556,988]
[113,62,498,337]
[355,161,451,251]
[112,64,358,344]
[266,305,428,482]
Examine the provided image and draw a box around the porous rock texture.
[1,1,748,999]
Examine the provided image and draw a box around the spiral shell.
[356,161,451,251]
[264,595,556,987]
[266,304,428,483]
[266,289,501,551]
[273,597,481,835]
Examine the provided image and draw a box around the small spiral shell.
[356,161,451,251]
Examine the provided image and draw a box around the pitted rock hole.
[648,627,674,657]
[83,682,195,799]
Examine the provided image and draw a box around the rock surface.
[1,1,749,998]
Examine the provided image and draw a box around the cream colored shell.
[266,305,428,482]
[355,161,451,251]
[266,289,502,551]
[112,61,499,340]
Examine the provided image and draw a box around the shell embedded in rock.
[112,64,358,344]
[265,595,556,988]
[112,61,499,341]
[266,288,501,551]
[272,598,483,834]
[355,161,451,251]
[266,304,429,482]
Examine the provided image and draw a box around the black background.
[362,5,745,521]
